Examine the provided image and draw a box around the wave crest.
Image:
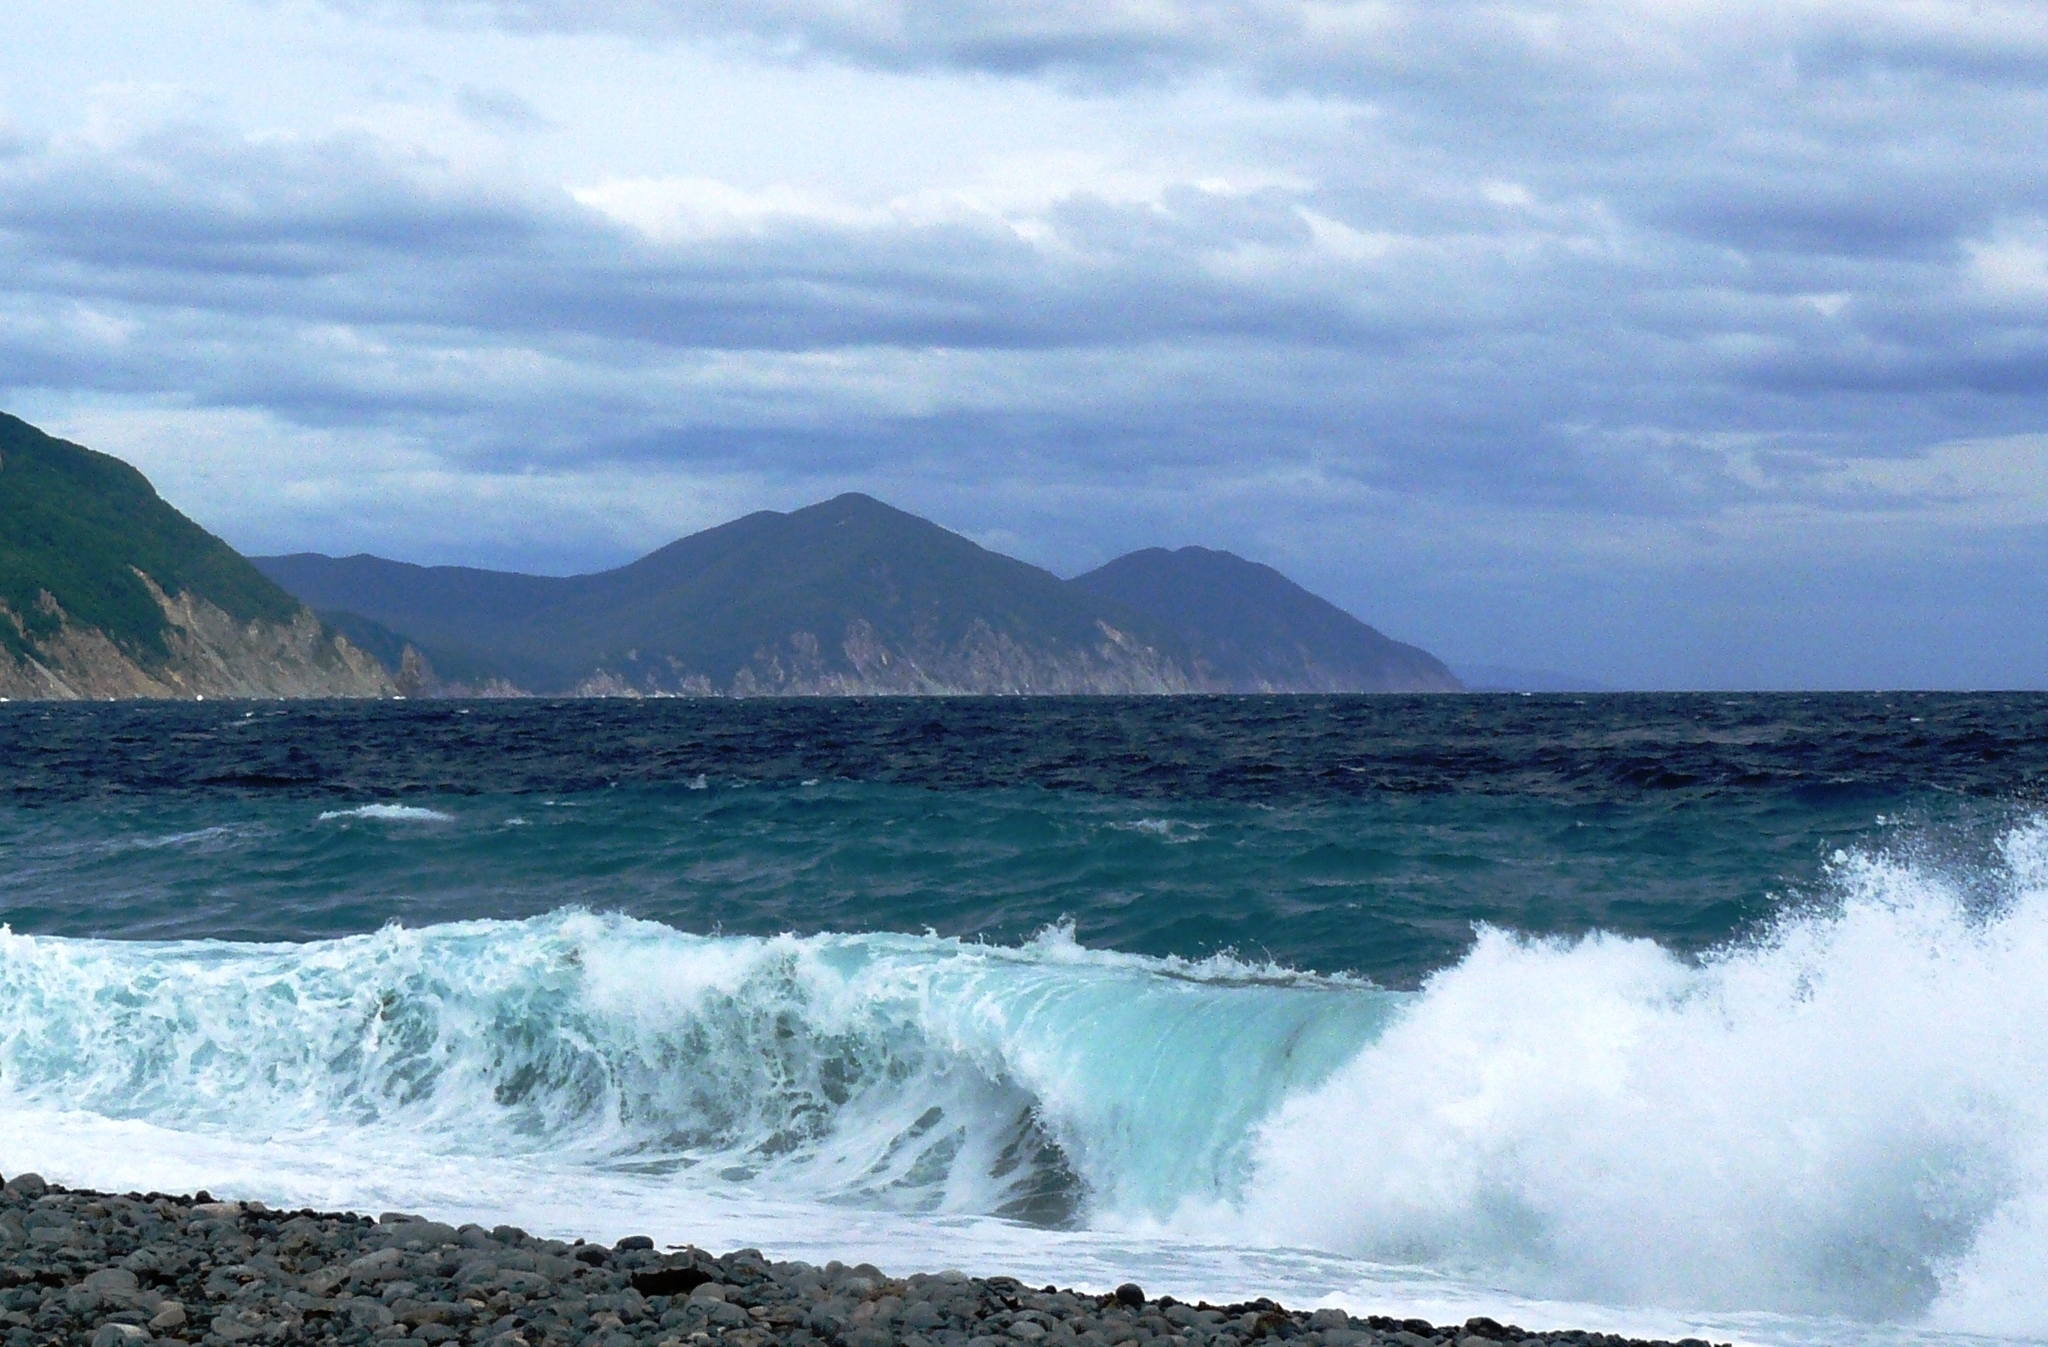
[7,818,2048,1337]
[315,804,456,822]
[1238,816,2048,1333]
[0,917,1378,1227]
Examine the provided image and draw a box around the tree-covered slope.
[1070,545,1462,691]
[255,498,1460,696]
[535,494,1174,685]
[264,495,1184,692]
[0,412,300,664]
[252,553,570,688]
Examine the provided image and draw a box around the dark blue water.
[2,693,2043,985]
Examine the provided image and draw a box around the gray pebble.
[0,1181,1735,1347]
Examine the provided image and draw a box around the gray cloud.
[3,111,2041,497]
[5,0,2048,684]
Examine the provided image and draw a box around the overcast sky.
[4,0,2046,688]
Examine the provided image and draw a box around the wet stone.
[0,1182,1739,1347]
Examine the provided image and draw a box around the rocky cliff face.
[0,572,394,700]
[557,616,1198,697]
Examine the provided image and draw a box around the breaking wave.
[0,917,1380,1228]
[1,818,2045,1337]
[1236,817,2048,1335]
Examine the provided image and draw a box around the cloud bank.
[2,0,2045,686]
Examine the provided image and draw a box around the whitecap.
[315,804,456,823]
[1107,818,1206,844]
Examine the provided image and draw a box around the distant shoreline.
[1,688,1498,704]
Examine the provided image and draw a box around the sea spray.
[1238,817,2048,1330]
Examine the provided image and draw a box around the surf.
[0,816,2043,1341]
[1236,817,2048,1336]
[0,916,1383,1225]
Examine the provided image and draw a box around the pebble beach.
[0,1177,1729,1347]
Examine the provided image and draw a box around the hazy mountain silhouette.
[1071,546,1458,692]
[255,494,1459,696]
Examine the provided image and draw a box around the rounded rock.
[1115,1284,1146,1308]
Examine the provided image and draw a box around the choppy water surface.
[2,694,2045,1346]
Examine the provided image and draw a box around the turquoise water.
[0,779,1883,982]
[1,695,2045,1344]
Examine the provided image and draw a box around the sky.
[3,0,2046,689]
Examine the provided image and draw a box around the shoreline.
[0,1175,1729,1347]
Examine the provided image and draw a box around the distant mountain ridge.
[256,494,1460,697]
[0,412,392,700]
[1071,546,1453,694]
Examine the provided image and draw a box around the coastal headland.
[0,1177,1726,1347]
[1,411,1458,700]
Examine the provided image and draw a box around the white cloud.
[1969,223,2048,301]
[572,177,915,241]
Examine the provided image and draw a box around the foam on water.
[315,804,457,822]
[1106,819,1208,844]
[1,820,2045,1343]
[1237,818,2048,1337]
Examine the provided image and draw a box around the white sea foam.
[122,824,266,852]
[1,820,2045,1344]
[1107,819,1206,843]
[1236,818,2048,1336]
[315,804,456,823]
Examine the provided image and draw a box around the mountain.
[1071,546,1460,693]
[255,494,1461,696]
[258,495,1192,695]
[0,413,392,699]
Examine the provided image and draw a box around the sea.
[1,694,2045,1346]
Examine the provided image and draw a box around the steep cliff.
[0,413,394,700]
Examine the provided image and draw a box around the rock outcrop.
[559,617,1195,698]
[0,572,393,700]
[0,410,397,701]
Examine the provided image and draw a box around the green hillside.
[256,495,1462,695]
[0,412,301,665]
[541,495,1172,686]
[1071,545,1461,691]
[258,495,1182,690]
